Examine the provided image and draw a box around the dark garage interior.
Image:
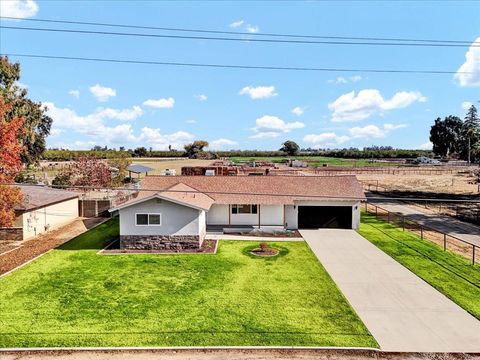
[298,206,352,229]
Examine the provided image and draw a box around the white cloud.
[462,101,473,110]
[96,106,143,121]
[329,89,426,122]
[69,90,80,99]
[44,102,193,149]
[239,85,277,100]
[209,138,238,150]
[291,106,305,116]
[137,127,194,150]
[328,75,362,84]
[229,20,244,28]
[303,132,350,148]
[251,115,304,139]
[143,97,175,109]
[89,84,116,102]
[186,119,197,124]
[49,128,64,137]
[0,0,38,18]
[245,24,259,33]
[194,94,208,101]
[454,37,480,87]
[349,123,407,139]
[419,141,433,150]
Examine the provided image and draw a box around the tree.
[279,140,300,156]
[429,116,463,157]
[108,155,132,187]
[55,157,112,188]
[133,147,148,157]
[462,105,480,163]
[0,56,52,166]
[0,99,24,227]
[184,140,209,158]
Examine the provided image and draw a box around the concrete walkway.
[301,229,480,352]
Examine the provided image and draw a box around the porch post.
[258,204,261,228]
[228,205,231,225]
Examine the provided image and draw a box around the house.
[0,185,79,241]
[111,175,365,250]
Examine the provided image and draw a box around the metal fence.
[364,202,478,265]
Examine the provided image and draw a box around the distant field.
[227,156,399,167]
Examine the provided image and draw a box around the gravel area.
[0,217,105,276]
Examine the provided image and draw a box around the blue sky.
[1,0,479,151]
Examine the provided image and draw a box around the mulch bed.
[250,248,279,257]
[0,217,105,276]
[100,239,218,254]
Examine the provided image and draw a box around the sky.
[0,0,479,151]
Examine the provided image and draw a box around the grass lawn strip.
[359,212,480,320]
[226,156,395,168]
[0,218,377,348]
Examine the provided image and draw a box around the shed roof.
[127,164,154,173]
[14,185,79,211]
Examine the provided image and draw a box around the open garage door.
[298,206,352,229]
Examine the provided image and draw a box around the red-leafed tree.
[53,156,112,188]
[0,98,25,227]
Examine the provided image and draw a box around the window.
[231,204,258,214]
[136,213,162,226]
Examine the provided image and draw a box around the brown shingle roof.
[15,185,79,211]
[134,175,365,206]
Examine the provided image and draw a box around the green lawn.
[0,218,377,348]
[227,156,396,168]
[359,212,480,319]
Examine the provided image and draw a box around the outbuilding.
[0,185,80,241]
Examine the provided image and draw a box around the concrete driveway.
[301,229,480,352]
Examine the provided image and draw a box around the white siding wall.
[206,204,229,225]
[22,198,79,240]
[119,198,201,236]
[231,213,258,226]
[259,205,283,226]
[198,210,206,240]
[284,205,297,229]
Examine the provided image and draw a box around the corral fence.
[364,202,478,265]
[313,167,463,176]
[362,181,480,225]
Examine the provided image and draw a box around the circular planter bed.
[249,243,280,257]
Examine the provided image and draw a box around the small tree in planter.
[259,242,269,252]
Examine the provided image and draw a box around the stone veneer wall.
[0,228,23,241]
[120,235,201,250]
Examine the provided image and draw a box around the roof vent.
[156,198,162,204]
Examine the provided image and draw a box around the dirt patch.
[100,239,218,254]
[1,349,478,360]
[0,217,105,276]
[358,170,479,195]
[250,248,279,257]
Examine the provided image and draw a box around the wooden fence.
[364,202,478,265]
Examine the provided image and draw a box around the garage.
[298,206,352,229]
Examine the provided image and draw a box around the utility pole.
[468,135,471,165]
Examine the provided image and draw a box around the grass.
[227,156,397,168]
[359,212,480,320]
[0,218,377,348]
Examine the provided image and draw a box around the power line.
[1,16,477,46]
[2,25,478,48]
[1,53,470,75]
